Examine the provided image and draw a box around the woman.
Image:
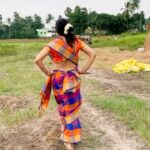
[34,18,96,150]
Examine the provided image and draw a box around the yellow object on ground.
[112,59,150,74]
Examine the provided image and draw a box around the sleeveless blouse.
[47,38,84,63]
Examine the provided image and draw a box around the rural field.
[1,33,150,150]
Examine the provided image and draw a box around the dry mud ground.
[0,48,150,150]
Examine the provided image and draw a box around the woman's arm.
[79,42,96,74]
[34,46,51,76]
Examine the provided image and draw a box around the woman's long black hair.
[55,18,75,47]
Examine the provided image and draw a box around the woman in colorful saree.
[34,18,96,150]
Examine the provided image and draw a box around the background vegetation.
[0,0,150,38]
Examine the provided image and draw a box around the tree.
[32,14,44,32]
[0,14,2,24]
[111,14,128,34]
[8,12,41,38]
[65,7,72,17]
[88,11,98,34]
[33,14,44,28]
[0,24,10,38]
[129,11,145,31]
[0,14,10,38]
[9,12,25,38]
[23,16,37,38]
[121,0,142,30]
[0,27,4,38]
[121,1,132,28]
[146,16,150,24]
[0,12,45,39]
[7,18,11,25]
[96,13,113,30]
[46,14,54,23]
[96,13,127,34]
[131,0,141,12]
[122,0,141,15]
[64,6,88,34]
[14,12,20,19]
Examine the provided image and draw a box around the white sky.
[0,0,149,22]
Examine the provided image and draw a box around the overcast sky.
[0,0,149,22]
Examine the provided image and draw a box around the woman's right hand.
[34,47,51,76]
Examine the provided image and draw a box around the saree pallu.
[52,69,82,144]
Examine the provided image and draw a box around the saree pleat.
[51,70,82,143]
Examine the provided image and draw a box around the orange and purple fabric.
[47,37,83,64]
[40,37,83,143]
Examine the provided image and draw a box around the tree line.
[0,0,150,39]
[0,12,44,38]
[65,0,147,35]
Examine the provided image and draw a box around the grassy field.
[92,32,147,50]
[0,38,53,126]
[0,34,150,147]
[1,33,146,96]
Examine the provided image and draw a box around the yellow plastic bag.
[112,59,150,74]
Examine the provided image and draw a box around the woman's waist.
[52,63,77,72]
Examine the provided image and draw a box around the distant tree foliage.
[65,6,88,34]
[0,14,2,24]
[64,1,145,35]
[0,12,44,39]
[46,14,54,23]
[129,11,145,31]
[120,0,144,31]
[88,11,98,34]
[146,17,150,24]
[32,14,44,33]
[0,1,148,39]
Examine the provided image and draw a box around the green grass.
[0,39,53,126]
[0,43,45,56]
[0,57,44,96]
[0,41,49,96]
[85,79,150,146]
[92,33,147,51]
[0,107,38,127]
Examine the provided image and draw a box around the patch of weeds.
[0,107,38,127]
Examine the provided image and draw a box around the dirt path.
[80,101,149,150]
[0,107,64,150]
[0,95,149,150]
[87,68,150,101]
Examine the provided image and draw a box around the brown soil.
[81,102,149,150]
[0,94,149,150]
[86,48,150,100]
[88,69,150,101]
[0,95,32,111]
[91,47,150,70]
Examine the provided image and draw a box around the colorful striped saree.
[39,37,82,144]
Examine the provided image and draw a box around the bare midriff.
[52,60,77,71]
